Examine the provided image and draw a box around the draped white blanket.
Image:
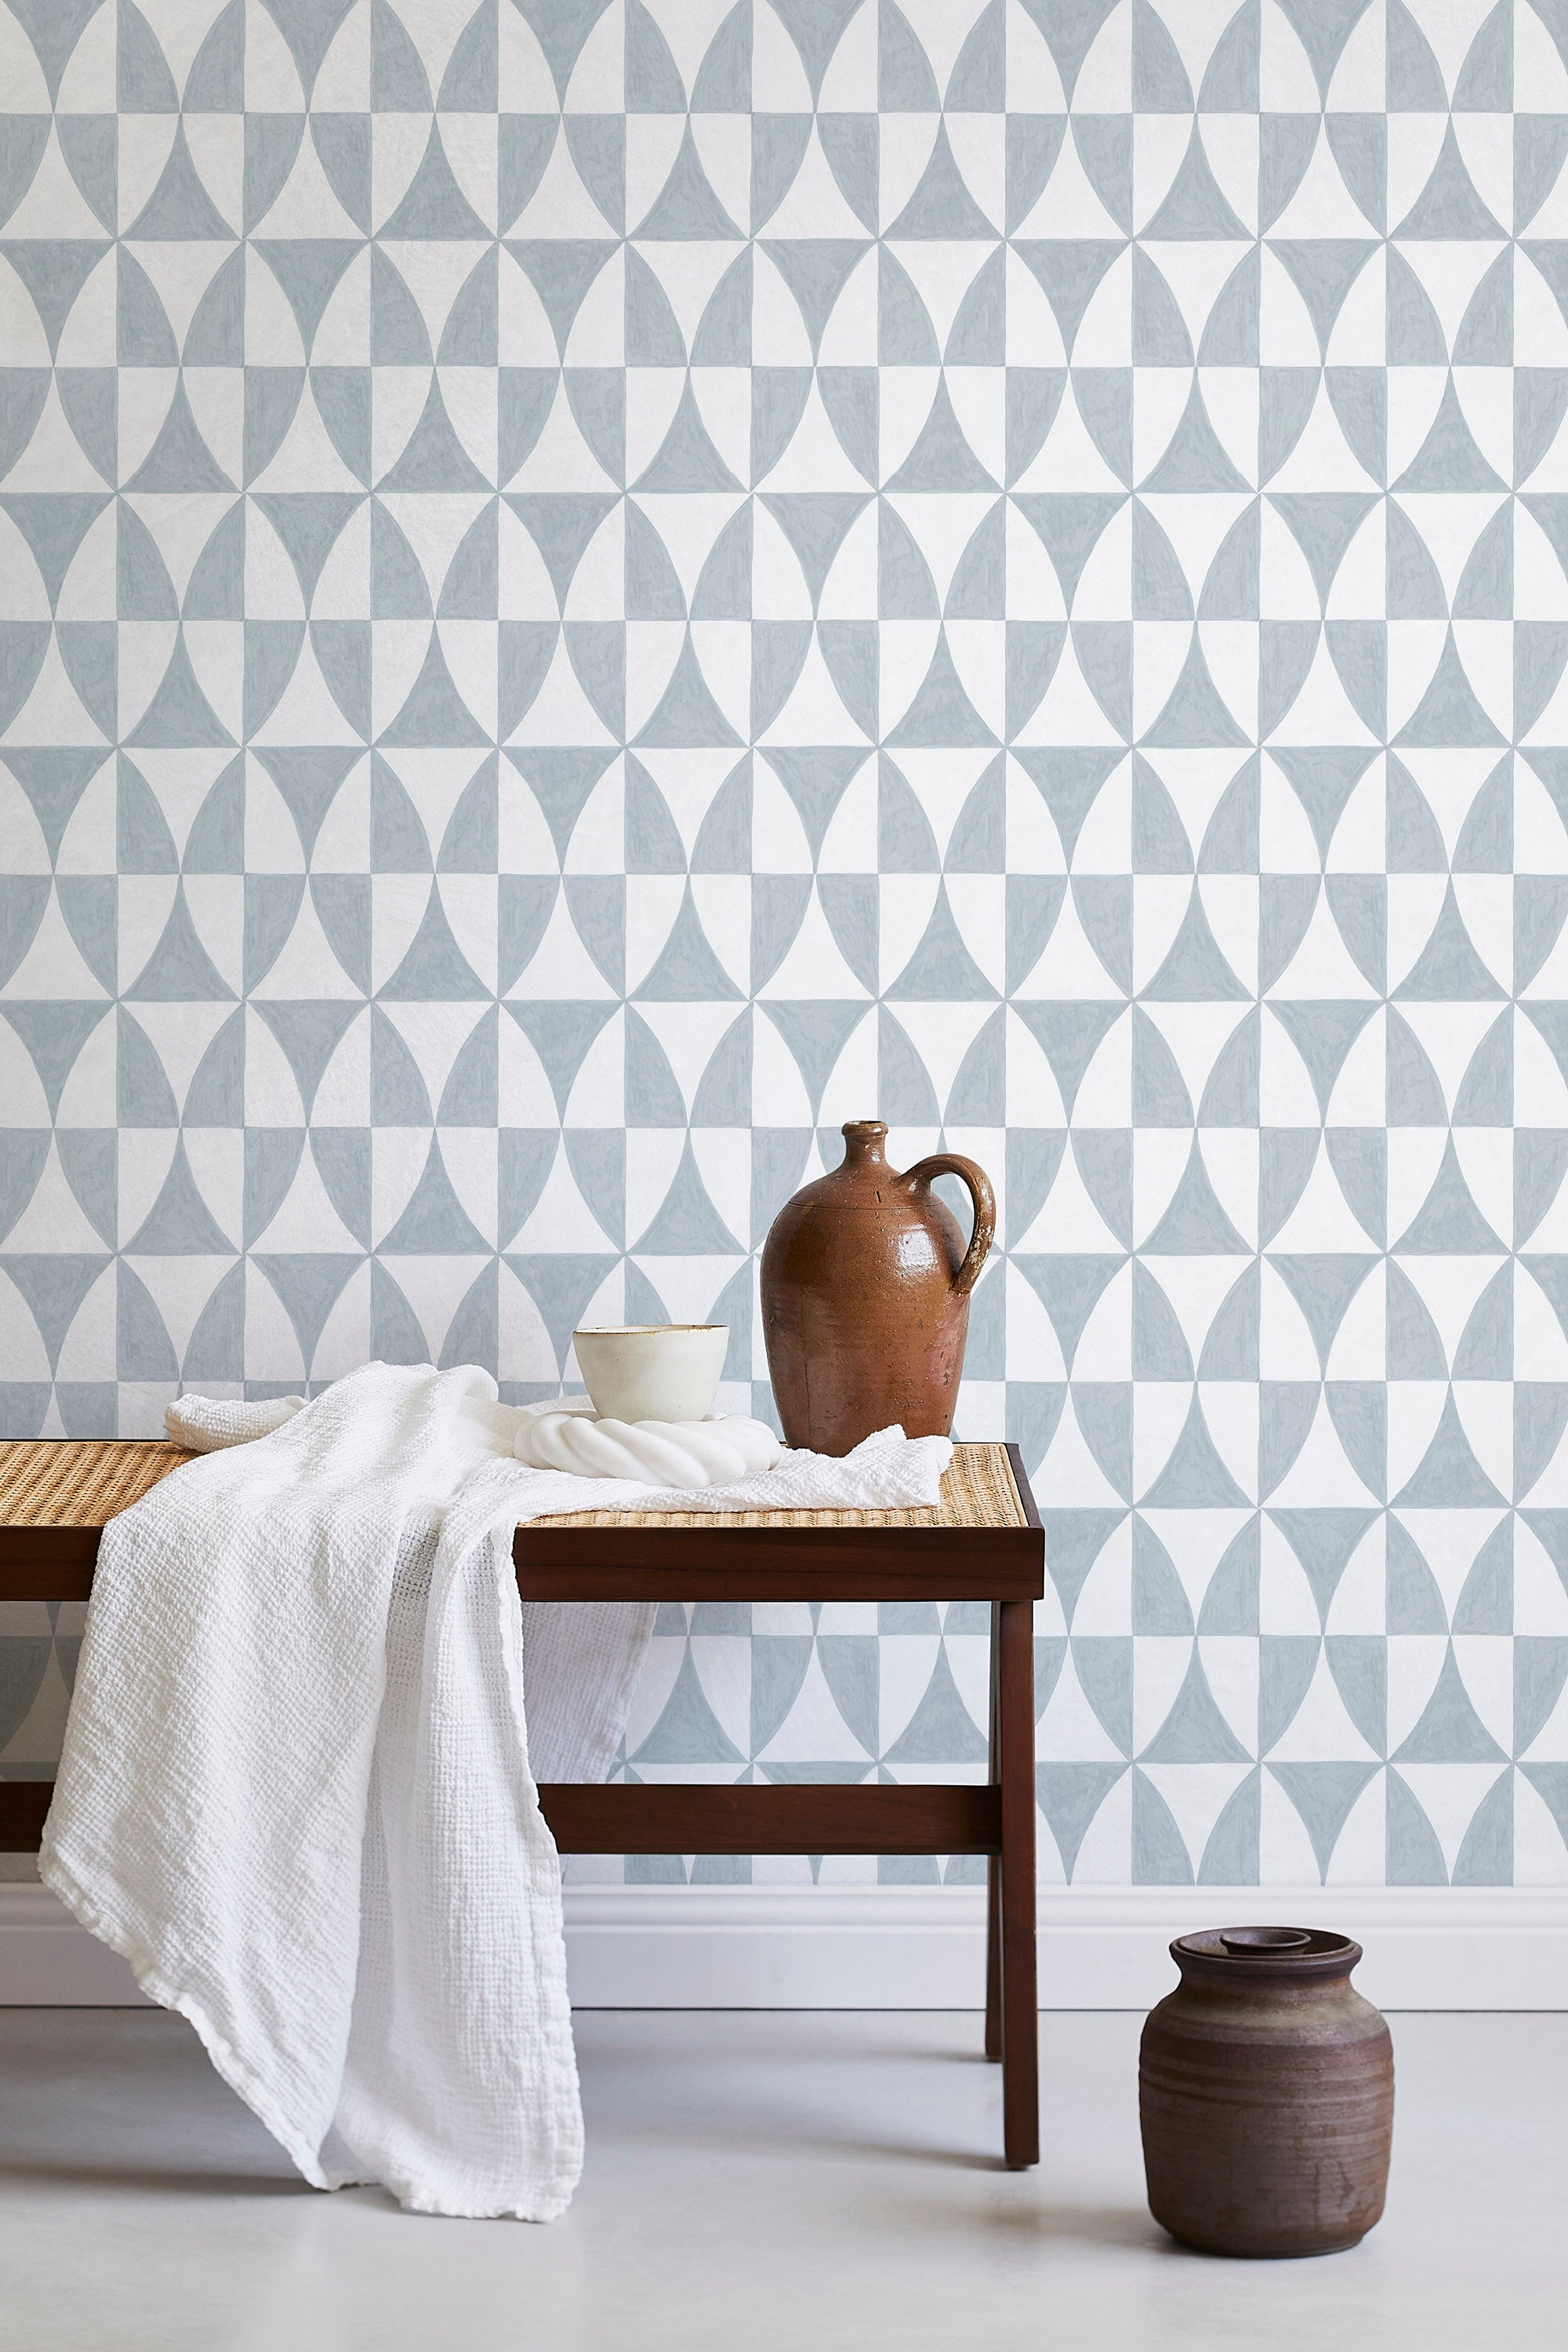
[41,1362,953,2220]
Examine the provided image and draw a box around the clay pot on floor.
[760,1121,994,1456]
[1139,1927,1394,2259]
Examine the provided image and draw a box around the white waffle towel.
[42,1363,953,2218]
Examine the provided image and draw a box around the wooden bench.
[0,1437,1043,2169]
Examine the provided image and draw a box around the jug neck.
[840,1120,888,1170]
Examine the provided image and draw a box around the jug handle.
[902,1156,996,1299]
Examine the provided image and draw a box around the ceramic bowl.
[572,1325,728,1425]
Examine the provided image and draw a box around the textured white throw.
[41,1363,953,2219]
[165,1392,304,1448]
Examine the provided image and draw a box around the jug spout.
[840,1120,888,1164]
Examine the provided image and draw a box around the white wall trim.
[4,1882,1566,2009]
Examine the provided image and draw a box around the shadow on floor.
[862,2189,1164,2252]
[0,2158,307,2199]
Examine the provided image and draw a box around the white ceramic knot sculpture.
[515,1409,783,1488]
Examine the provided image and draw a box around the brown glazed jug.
[1139,1927,1394,2259]
[760,1120,994,1455]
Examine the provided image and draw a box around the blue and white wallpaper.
[6,0,1568,1890]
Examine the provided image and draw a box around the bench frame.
[0,1441,1042,2169]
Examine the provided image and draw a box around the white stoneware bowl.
[572,1324,728,1425]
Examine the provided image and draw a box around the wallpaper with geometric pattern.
[6,0,1568,1891]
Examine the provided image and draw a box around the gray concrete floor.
[0,2009,1563,2352]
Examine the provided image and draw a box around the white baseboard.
[3,1882,1566,2010]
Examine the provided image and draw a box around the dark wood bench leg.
[985,1607,1001,2060]
[996,1595,1038,2169]
[985,1859,1002,2060]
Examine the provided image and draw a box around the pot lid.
[1172,1925,1362,1976]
